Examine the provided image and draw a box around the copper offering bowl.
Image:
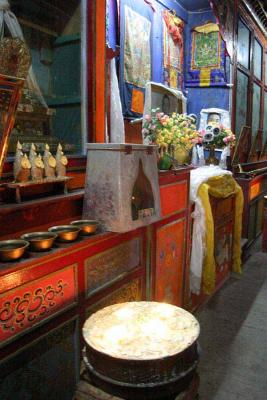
[0,240,29,262]
[48,225,81,242]
[21,232,57,252]
[70,220,99,235]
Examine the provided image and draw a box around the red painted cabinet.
[152,168,191,307]
[0,169,192,399]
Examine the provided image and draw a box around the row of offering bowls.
[0,220,99,262]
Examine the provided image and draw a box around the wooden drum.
[83,302,200,400]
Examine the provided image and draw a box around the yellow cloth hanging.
[199,68,211,87]
[197,174,244,294]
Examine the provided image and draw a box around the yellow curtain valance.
[198,174,244,294]
[194,22,219,34]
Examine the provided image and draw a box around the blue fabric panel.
[107,0,118,50]
[151,2,164,83]
[186,86,230,122]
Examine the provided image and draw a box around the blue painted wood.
[156,0,188,22]
[178,0,210,11]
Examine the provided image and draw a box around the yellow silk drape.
[197,174,244,294]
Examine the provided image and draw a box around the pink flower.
[223,137,229,144]
[156,112,164,120]
[145,114,151,122]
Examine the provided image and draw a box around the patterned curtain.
[209,0,235,61]
[162,10,184,89]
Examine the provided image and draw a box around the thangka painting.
[186,23,227,87]
[124,6,151,88]
[120,2,152,117]
[163,11,184,89]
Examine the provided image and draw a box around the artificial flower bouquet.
[199,125,236,148]
[142,108,199,167]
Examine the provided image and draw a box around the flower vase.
[158,151,172,170]
[206,144,219,165]
[174,147,190,165]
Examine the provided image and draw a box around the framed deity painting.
[0,38,30,177]
[187,23,227,87]
[0,75,25,177]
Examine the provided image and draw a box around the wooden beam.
[95,0,106,143]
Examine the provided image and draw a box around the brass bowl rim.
[21,232,58,241]
[71,220,99,226]
[0,239,29,251]
[48,225,81,233]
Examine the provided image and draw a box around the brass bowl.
[0,240,29,262]
[21,232,57,252]
[48,225,81,242]
[71,220,99,235]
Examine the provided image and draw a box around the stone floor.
[196,240,267,399]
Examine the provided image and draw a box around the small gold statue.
[16,154,31,182]
[43,144,56,178]
[32,153,45,181]
[56,143,68,177]
[14,140,23,181]
[29,143,38,180]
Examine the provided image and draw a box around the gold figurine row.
[14,142,68,182]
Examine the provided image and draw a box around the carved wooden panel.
[0,318,79,400]
[85,238,141,297]
[155,219,186,306]
[160,181,188,217]
[86,277,144,317]
[210,195,235,226]
[0,264,77,346]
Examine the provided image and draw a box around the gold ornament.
[21,154,31,169]
[61,155,68,166]
[48,155,56,168]
[35,156,44,169]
